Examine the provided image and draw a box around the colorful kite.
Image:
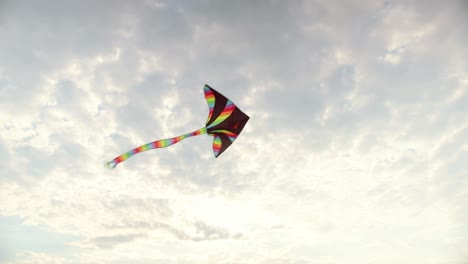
[106,85,249,169]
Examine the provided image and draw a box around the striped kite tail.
[106,127,207,169]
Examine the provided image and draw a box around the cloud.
[1,0,467,263]
[90,234,147,249]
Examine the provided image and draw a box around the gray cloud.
[91,233,146,249]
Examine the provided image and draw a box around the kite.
[106,84,249,169]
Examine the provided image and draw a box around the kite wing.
[203,85,249,157]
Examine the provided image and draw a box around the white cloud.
[1,0,467,263]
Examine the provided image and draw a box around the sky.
[0,0,467,263]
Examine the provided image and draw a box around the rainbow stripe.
[208,129,237,142]
[212,135,222,156]
[204,85,215,124]
[107,127,207,168]
[206,100,235,128]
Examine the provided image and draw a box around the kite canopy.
[203,85,249,157]
[106,84,249,169]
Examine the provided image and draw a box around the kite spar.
[106,85,249,169]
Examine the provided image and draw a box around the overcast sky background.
[1,0,467,263]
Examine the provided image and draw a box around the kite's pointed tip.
[106,161,117,169]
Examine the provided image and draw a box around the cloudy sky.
[1,0,467,263]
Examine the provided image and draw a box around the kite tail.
[106,127,207,169]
